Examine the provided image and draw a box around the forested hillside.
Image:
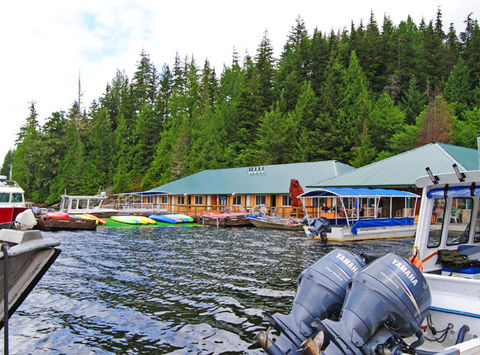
[3,10,480,204]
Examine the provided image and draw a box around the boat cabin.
[414,169,480,274]
[0,175,25,207]
[59,192,116,215]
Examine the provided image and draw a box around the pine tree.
[335,51,372,161]
[369,93,406,154]
[401,76,427,125]
[417,94,454,145]
[255,104,295,164]
[444,57,472,118]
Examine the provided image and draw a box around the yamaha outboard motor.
[254,249,366,354]
[305,217,331,241]
[317,253,431,354]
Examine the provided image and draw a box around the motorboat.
[253,164,480,354]
[299,187,420,241]
[59,191,117,217]
[0,224,60,331]
[248,215,304,231]
[0,175,28,229]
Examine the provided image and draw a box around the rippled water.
[1,226,413,354]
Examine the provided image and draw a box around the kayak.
[46,211,70,219]
[148,214,179,223]
[110,215,139,225]
[130,216,157,225]
[76,213,107,225]
[167,214,194,223]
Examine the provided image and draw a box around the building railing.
[109,202,302,219]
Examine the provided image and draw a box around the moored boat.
[59,192,117,217]
[253,164,480,354]
[200,212,251,227]
[36,215,97,231]
[248,216,304,230]
[0,176,28,229]
[299,187,419,241]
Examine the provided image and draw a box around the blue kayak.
[148,214,179,224]
[166,214,194,223]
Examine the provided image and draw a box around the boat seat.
[438,248,480,279]
[450,209,461,223]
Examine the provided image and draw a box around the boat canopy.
[427,185,480,198]
[299,187,418,199]
[299,187,420,228]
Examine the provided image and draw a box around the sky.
[0,0,477,163]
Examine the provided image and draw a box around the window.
[11,193,22,203]
[161,196,168,204]
[177,196,185,205]
[428,198,445,248]
[147,196,153,204]
[194,195,203,205]
[447,197,472,245]
[233,195,241,205]
[0,193,9,202]
[255,195,266,205]
[282,195,292,206]
[219,195,227,206]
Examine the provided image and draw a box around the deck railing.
[109,203,302,218]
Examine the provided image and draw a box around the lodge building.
[138,143,478,218]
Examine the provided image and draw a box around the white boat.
[299,187,420,241]
[0,228,60,330]
[0,175,28,228]
[59,192,117,217]
[253,165,480,354]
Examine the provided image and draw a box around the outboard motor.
[305,217,331,241]
[254,249,366,354]
[317,253,431,354]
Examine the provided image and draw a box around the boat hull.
[0,207,28,226]
[305,224,417,241]
[249,217,304,230]
[200,213,251,227]
[0,229,60,328]
[36,217,97,231]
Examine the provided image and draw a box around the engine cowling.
[320,253,431,354]
[260,249,366,354]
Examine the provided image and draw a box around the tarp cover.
[299,187,418,198]
[427,185,480,198]
[351,217,414,235]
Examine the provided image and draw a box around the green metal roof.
[309,143,478,188]
[147,161,354,195]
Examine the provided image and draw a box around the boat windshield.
[427,195,478,247]
[0,193,8,202]
[11,193,23,202]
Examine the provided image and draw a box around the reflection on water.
[2,226,413,354]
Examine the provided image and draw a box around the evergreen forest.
[3,10,480,204]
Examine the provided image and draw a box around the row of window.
[145,194,293,206]
[0,192,23,203]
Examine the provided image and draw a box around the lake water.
[1,226,413,354]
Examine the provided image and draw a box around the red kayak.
[45,211,70,219]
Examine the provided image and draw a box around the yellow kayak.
[130,216,157,225]
[76,214,107,225]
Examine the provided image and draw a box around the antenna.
[8,149,12,180]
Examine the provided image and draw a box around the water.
[2,226,413,354]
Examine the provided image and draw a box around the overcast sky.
[0,0,476,163]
